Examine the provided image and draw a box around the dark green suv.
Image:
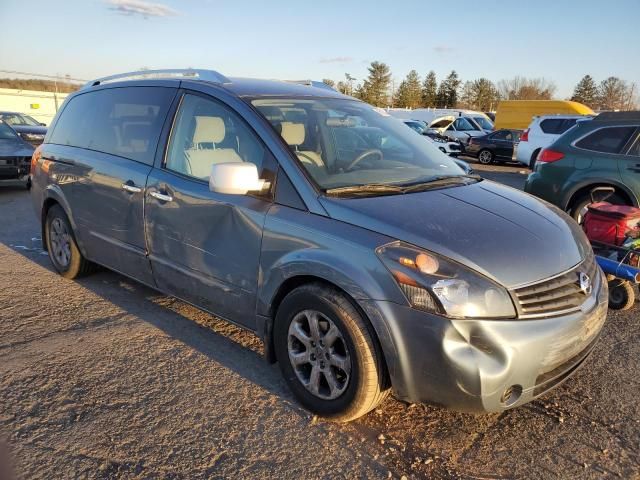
[525,112,640,222]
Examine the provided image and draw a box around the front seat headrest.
[193,116,225,145]
[280,122,305,147]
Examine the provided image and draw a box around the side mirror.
[209,162,268,195]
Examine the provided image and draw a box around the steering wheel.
[344,149,383,172]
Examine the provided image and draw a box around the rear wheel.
[274,283,389,422]
[530,149,541,169]
[570,192,627,224]
[478,149,494,164]
[45,205,94,279]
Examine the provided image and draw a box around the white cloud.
[106,0,179,19]
[433,45,455,54]
[319,57,354,64]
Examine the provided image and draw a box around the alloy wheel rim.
[479,151,492,163]
[50,218,71,268]
[287,309,351,400]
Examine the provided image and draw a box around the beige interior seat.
[280,122,324,167]
[186,116,243,178]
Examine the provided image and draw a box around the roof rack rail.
[285,80,336,91]
[593,110,640,122]
[83,69,230,89]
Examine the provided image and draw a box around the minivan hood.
[0,139,34,157]
[319,181,589,288]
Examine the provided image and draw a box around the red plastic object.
[583,203,640,246]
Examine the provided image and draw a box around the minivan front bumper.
[360,269,608,412]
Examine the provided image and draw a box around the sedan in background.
[466,129,522,164]
[0,111,47,145]
[0,121,35,188]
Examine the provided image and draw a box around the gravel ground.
[1,166,639,479]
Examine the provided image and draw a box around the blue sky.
[1,0,638,98]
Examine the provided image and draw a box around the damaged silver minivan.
[31,70,607,421]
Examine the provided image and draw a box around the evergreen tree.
[360,61,392,107]
[395,70,422,108]
[421,71,437,107]
[322,79,335,88]
[471,78,499,111]
[443,70,461,107]
[570,75,598,107]
[435,82,448,108]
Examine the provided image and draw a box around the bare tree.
[497,76,556,100]
[598,77,637,111]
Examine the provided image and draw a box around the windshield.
[473,116,494,130]
[0,122,19,140]
[252,98,464,190]
[0,113,40,126]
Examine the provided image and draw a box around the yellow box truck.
[494,100,594,130]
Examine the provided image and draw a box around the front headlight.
[377,241,516,319]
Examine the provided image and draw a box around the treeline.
[322,62,638,112]
[0,78,80,93]
[570,75,637,111]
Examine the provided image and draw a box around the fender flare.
[257,249,404,380]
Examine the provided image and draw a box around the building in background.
[0,88,69,126]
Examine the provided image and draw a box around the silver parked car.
[31,70,607,421]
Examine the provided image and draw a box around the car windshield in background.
[0,122,18,140]
[0,113,40,126]
[473,116,494,130]
[252,98,466,192]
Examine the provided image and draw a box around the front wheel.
[608,280,635,310]
[45,205,94,279]
[274,283,389,422]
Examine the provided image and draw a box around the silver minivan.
[31,70,607,421]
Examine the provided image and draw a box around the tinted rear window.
[540,118,577,135]
[575,126,637,154]
[49,87,175,164]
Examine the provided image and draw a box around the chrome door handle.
[149,191,173,202]
[121,183,142,193]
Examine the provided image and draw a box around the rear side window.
[624,132,640,156]
[575,126,637,154]
[49,87,175,165]
[540,118,577,135]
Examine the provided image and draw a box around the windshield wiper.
[325,175,481,197]
[400,174,482,192]
[325,183,406,197]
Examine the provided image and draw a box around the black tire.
[45,205,94,279]
[478,149,494,164]
[570,193,627,224]
[25,178,32,190]
[274,283,390,422]
[530,149,541,169]
[608,280,635,310]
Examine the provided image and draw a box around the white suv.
[514,115,592,168]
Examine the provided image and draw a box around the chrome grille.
[512,255,598,318]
